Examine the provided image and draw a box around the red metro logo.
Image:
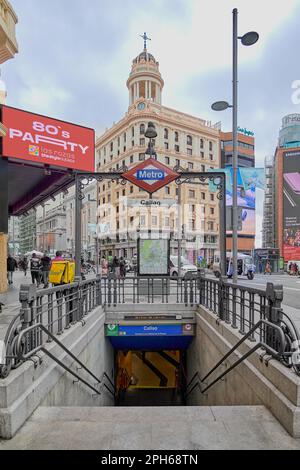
[1,105,95,172]
[122,158,179,194]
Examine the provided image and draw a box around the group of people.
[7,251,64,288]
[258,259,272,275]
[288,262,299,276]
[100,255,127,278]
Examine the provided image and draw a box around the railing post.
[19,284,37,355]
[19,285,37,330]
[96,274,101,306]
[74,276,82,322]
[266,283,284,352]
[107,273,117,306]
[198,270,205,306]
[218,276,227,321]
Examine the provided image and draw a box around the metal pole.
[96,235,99,275]
[42,204,45,252]
[12,216,15,257]
[75,174,82,278]
[220,176,227,276]
[177,185,182,277]
[232,8,239,283]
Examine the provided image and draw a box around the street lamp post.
[212,8,258,283]
[145,122,158,202]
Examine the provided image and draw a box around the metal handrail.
[185,319,288,398]
[15,323,115,397]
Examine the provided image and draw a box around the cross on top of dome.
[140,32,151,51]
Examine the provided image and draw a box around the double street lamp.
[212,8,259,283]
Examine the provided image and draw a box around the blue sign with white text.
[118,325,182,336]
[137,169,165,181]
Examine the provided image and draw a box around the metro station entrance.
[115,350,186,406]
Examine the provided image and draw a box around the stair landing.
[1,406,300,450]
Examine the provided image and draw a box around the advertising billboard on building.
[283,150,300,260]
[1,105,95,172]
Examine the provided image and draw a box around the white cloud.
[17,80,72,117]
[91,0,298,119]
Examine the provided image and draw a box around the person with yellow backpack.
[49,252,75,286]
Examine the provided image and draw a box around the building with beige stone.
[0,0,18,293]
[95,41,221,265]
[64,182,98,260]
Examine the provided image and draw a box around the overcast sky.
[3,0,300,246]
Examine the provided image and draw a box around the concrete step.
[1,405,300,450]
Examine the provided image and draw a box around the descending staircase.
[1,406,299,450]
[119,388,183,406]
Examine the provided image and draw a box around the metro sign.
[122,158,179,194]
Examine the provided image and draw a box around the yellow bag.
[49,261,75,285]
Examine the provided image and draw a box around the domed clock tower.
[127,33,164,106]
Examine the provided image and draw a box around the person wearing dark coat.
[7,255,18,285]
[40,253,52,288]
[30,253,41,286]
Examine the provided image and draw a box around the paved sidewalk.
[1,405,300,450]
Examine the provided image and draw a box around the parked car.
[170,256,198,278]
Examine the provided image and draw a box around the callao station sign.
[1,105,95,172]
[122,158,179,194]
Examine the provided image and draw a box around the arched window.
[200,138,204,149]
[187,135,192,146]
[132,126,135,137]
[164,128,169,140]
[140,123,145,135]
[175,131,179,142]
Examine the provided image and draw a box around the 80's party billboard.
[1,105,95,172]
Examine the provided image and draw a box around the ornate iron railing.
[1,274,300,379]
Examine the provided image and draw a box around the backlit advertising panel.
[283,150,300,261]
[1,105,95,172]
[138,239,170,276]
[225,168,256,237]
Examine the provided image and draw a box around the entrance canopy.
[8,161,74,216]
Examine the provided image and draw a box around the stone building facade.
[95,44,221,265]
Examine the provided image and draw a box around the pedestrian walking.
[112,256,120,277]
[7,255,18,285]
[30,253,41,286]
[264,260,271,275]
[258,259,263,274]
[108,252,113,272]
[21,257,28,277]
[40,252,52,288]
[101,256,109,277]
[119,257,126,278]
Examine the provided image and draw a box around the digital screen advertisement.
[138,239,170,276]
[1,105,95,172]
[225,168,258,237]
[283,150,300,261]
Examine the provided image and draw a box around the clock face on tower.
[137,102,146,111]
